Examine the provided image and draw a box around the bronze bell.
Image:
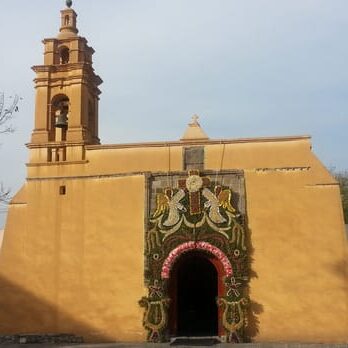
[55,113,68,128]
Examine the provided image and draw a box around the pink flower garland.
[161,241,233,278]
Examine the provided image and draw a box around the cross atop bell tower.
[29,1,102,163]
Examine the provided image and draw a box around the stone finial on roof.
[66,0,73,8]
[191,114,200,125]
[181,114,209,141]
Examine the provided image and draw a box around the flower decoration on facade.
[149,280,163,299]
[185,174,203,192]
[226,276,242,298]
[161,241,233,279]
[142,170,249,343]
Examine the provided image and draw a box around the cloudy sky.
[0,0,347,227]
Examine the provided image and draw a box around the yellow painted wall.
[0,176,147,342]
[1,138,347,343]
[245,171,347,342]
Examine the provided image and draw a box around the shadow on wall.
[0,276,114,343]
[327,258,348,291]
[245,226,264,341]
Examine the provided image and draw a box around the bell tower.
[29,0,102,163]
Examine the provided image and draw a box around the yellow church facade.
[0,2,347,344]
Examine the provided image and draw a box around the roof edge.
[86,135,311,151]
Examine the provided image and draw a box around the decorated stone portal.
[139,170,249,343]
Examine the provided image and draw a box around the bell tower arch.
[29,0,102,163]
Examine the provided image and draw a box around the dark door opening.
[170,251,218,337]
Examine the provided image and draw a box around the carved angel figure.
[164,189,186,226]
[203,188,227,224]
[203,187,237,224]
[153,189,186,227]
[217,188,237,215]
[153,193,169,219]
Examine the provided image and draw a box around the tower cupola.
[58,0,78,39]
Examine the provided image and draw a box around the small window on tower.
[60,47,70,64]
[64,15,70,26]
[59,186,66,195]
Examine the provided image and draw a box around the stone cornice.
[26,141,90,149]
[85,135,312,151]
[26,160,89,167]
[42,36,88,45]
[33,77,102,95]
[26,135,311,151]
[25,167,321,182]
[32,63,102,85]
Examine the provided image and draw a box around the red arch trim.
[161,241,233,279]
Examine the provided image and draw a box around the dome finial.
[66,0,72,8]
[191,114,200,125]
[180,114,209,141]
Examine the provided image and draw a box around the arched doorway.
[169,251,220,337]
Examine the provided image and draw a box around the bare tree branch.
[0,93,20,134]
[0,92,21,203]
[0,183,11,204]
[332,170,348,224]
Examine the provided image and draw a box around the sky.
[0,0,347,228]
